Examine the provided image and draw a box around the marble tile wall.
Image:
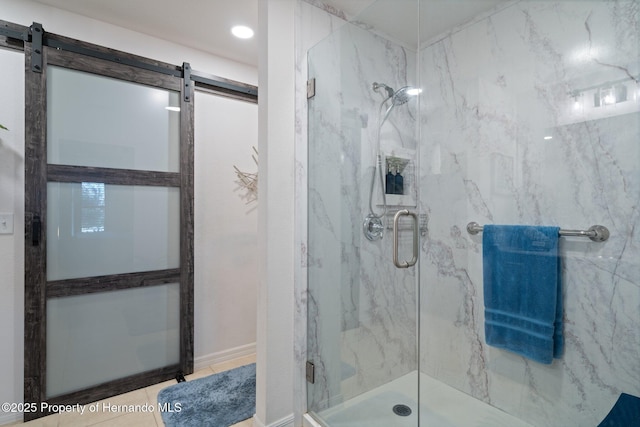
[418,1,640,426]
[297,1,639,426]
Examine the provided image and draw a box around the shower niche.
[380,148,416,208]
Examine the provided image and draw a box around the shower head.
[373,83,422,104]
[377,85,422,125]
[392,86,422,106]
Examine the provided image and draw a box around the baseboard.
[253,413,295,427]
[194,342,256,371]
[0,412,21,426]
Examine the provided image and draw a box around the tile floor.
[9,354,256,427]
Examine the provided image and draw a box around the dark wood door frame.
[23,30,195,422]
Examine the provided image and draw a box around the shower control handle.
[393,209,418,268]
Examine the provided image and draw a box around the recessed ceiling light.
[231,25,254,39]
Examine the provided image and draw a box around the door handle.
[393,209,418,268]
[32,215,41,246]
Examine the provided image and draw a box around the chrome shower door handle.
[393,209,418,268]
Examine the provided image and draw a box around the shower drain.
[392,404,412,417]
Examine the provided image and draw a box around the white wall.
[0,46,25,427]
[255,0,295,426]
[0,1,258,424]
[194,91,258,362]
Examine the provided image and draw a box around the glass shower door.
[306,1,421,425]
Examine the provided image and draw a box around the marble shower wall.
[305,8,420,413]
[419,1,640,426]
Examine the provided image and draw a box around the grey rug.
[157,363,256,427]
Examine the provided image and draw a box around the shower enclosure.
[305,0,639,426]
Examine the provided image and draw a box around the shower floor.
[305,371,533,427]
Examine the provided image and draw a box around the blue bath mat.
[157,363,256,427]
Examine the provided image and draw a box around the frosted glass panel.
[47,183,180,280]
[47,66,180,172]
[46,283,180,398]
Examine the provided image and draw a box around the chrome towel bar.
[466,222,610,242]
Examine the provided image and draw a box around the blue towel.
[598,393,640,426]
[482,225,563,364]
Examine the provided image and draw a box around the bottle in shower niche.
[386,165,395,194]
[394,167,404,195]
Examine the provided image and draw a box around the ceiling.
[323,0,510,48]
[32,0,509,67]
[32,0,259,67]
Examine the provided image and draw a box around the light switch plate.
[0,213,14,235]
